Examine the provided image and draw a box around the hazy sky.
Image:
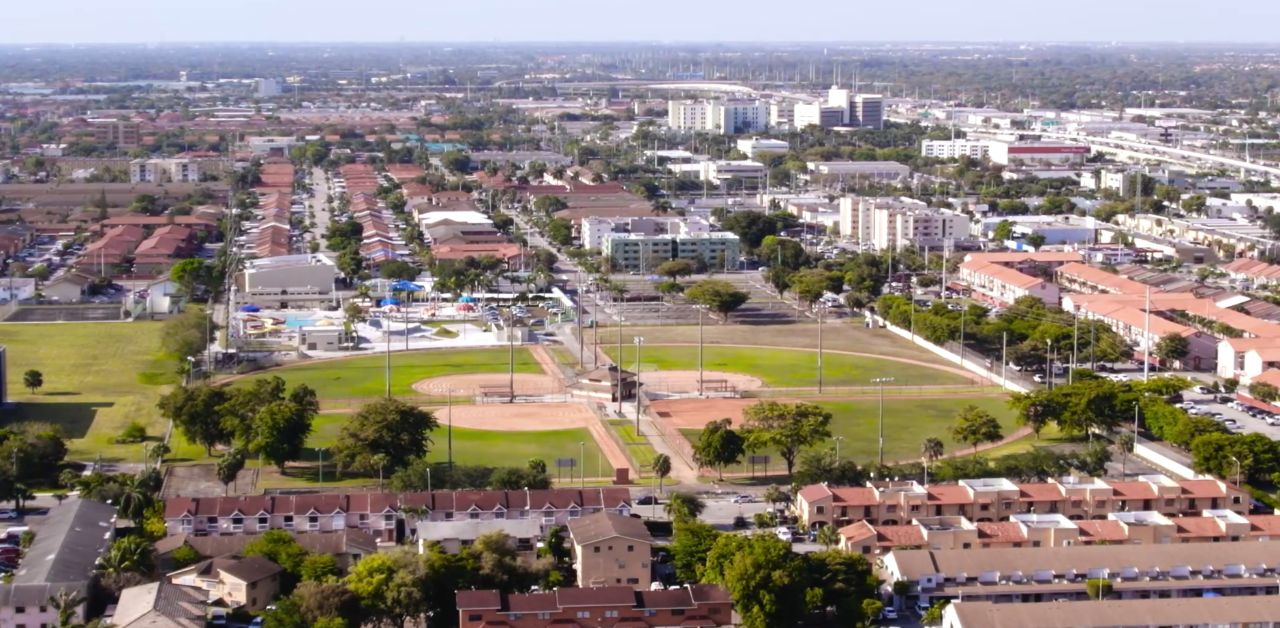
[8,0,1280,44]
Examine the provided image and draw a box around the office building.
[735,137,790,158]
[793,101,846,129]
[807,161,911,183]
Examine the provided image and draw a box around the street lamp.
[1045,338,1053,391]
[872,377,895,466]
[1230,455,1242,487]
[633,337,646,430]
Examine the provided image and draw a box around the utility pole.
[633,336,645,431]
[817,305,824,393]
[616,317,624,415]
[1143,286,1152,382]
[508,311,516,403]
[447,389,454,470]
[1071,313,1079,385]
[697,307,705,397]
[384,312,392,399]
[1001,332,1008,388]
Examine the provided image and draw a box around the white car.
[775,527,794,543]
[880,606,899,620]
[1033,374,1046,383]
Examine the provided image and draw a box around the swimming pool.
[282,314,317,329]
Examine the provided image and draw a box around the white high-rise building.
[837,197,967,250]
[667,99,768,135]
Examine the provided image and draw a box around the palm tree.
[48,588,86,627]
[922,438,945,466]
[116,478,152,522]
[816,524,840,549]
[664,492,704,523]
[651,454,672,495]
[98,536,155,576]
[372,453,390,490]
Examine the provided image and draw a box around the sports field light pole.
[833,436,845,464]
[697,306,705,397]
[872,377,895,466]
[634,336,645,430]
[817,305,825,394]
[579,441,586,488]
[616,316,625,415]
[317,447,325,484]
[384,309,392,399]
[447,389,454,470]
[508,310,516,403]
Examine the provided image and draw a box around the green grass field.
[603,345,968,388]
[681,396,1019,472]
[234,347,542,401]
[308,413,615,478]
[608,419,659,471]
[0,321,207,461]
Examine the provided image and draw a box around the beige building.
[944,597,1280,628]
[168,555,282,612]
[882,541,1280,609]
[840,510,1280,556]
[797,475,1249,530]
[568,512,654,590]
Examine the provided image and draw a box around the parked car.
[1033,374,1046,383]
[0,509,19,521]
[775,527,794,543]
[636,495,659,506]
[1194,385,1212,394]
[732,516,748,529]
[732,494,754,504]
[916,600,934,615]
[880,606,899,620]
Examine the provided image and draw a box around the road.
[307,166,333,252]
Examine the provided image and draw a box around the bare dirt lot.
[437,402,597,431]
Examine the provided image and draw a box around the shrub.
[115,421,148,444]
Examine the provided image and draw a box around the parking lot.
[1179,386,1280,439]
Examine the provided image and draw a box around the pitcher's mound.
[413,373,565,397]
[637,370,762,394]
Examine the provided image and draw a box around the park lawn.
[680,396,1018,472]
[977,424,1071,458]
[603,345,967,388]
[304,415,615,479]
[234,347,542,401]
[0,321,206,461]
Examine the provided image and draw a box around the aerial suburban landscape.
[4,4,1280,627]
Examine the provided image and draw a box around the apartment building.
[602,232,740,273]
[580,216,711,251]
[921,139,991,159]
[797,475,1249,530]
[666,99,768,135]
[839,509,1280,557]
[569,512,654,590]
[735,137,789,158]
[130,158,201,184]
[167,555,282,611]
[92,120,141,147]
[0,499,117,628]
[943,597,1280,628]
[881,541,1280,609]
[876,208,971,251]
[163,489,633,543]
[456,584,733,628]
[417,518,542,556]
[837,196,928,245]
[960,259,1060,306]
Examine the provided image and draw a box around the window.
[383,514,395,525]
[979,503,990,512]
[626,578,639,584]
[207,516,217,526]
[816,506,826,515]
[495,510,506,520]
[14,607,24,614]
[359,514,369,523]
[594,546,601,553]
[576,611,591,619]
[605,610,620,618]
[283,515,294,528]
[910,504,921,513]
[468,614,482,621]
[537,612,551,620]
[231,516,243,527]
[627,545,634,552]
[445,512,455,520]
[469,512,479,520]
[644,610,657,617]
[258,516,268,528]
[672,609,685,616]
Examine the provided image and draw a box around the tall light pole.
[872,377,895,466]
[579,441,586,488]
[833,436,845,463]
[508,310,516,403]
[817,305,824,393]
[384,308,392,399]
[447,388,454,470]
[1045,338,1053,390]
[697,306,705,397]
[317,447,325,484]
[1230,455,1242,487]
[633,336,645,430]
[616,317,625,415]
